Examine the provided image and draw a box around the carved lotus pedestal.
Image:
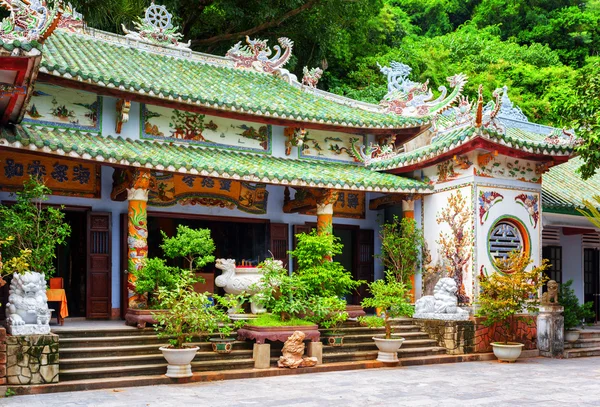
[373,335,405,363]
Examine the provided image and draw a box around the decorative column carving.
[115,99,131,134]
[402,199,415,219]
[127,168,150,309]
[315,189,338,236]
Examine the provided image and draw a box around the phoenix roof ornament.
[377,61,467,118]
[121,2,191,50]
[226,36,294,73]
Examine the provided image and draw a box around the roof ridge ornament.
[301,66,323,88]
[57,2,83,33]
[121,2,191,50]
[544,129,582,147]
[226,36,294,73]
[377,61,467,118]
[496,85,529,122]
[0,0,63,46]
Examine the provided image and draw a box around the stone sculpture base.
[537,304,564,358]
[6,334,59,385]
[414,319,475,354]
[8,324,51,336]
[413,312,469,321]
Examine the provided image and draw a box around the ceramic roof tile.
[542,157,600,214]
[0,125,431,193]
[38,30,428,130]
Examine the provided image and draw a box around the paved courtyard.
[4,357,600,406]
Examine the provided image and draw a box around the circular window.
[487,217,530,272]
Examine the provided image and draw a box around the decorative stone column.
[315,189,338,236]
[537,304,564,358]
[127,169,150,309]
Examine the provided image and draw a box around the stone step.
[54,328,158,338]
[323,346,446,363]
[59,357,257,381]
[570,338,600,348]
[563,346,600,359]
[336,331,430,343]
[578,331,600,339]
[59,335,172,348]
[322,339,438,353]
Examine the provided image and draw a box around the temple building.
[0,1,598,325]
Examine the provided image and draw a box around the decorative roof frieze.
[0,0,62,50]
[121,3,191,50]
[226,36,293,73]
[377,61,467,118]
[56,2,83,33]
[544,129,582,147]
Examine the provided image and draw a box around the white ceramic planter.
[159,346,199,378]
[491,342,524,362]
[373,336,405,363]
[565,330,580,343]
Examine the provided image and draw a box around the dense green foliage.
[377,216,424,287]
[160,225,215,273]
[131,257,183,303]
[0,178,71,277]
[359,271,414,339]
[290,231,363,298]
[249,313,315,327]
[74,0,599,171]
[559,279,596,330]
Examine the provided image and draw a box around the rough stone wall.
[414,320,475,355]
[6,334,59,385]
[473,315,537,353]
[0,327,6,385]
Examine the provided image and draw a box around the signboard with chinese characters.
[141,104,272,153]
[23,83,102,131]
[0,151,101,198]
[298,129,365,164]
[284,188,365,219]
[111,169,268,214]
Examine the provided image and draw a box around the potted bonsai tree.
[313,296,348,346]
[210,294,246,353]
[153,269,215,378]
[358,271,414,363]
[560,279,595,342]
[131,257,182,308]
[477,251,548,362]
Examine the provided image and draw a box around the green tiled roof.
[0,125,431,193]
[39,30,428,130]
[542,157,600,214]
[368,118,577,171]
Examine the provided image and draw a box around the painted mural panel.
[141,104,272,153]
[422,184,474,304]
[0,151,101,198]
[475,184,542,286]
[298,129,365,164]
[23,83,102,131]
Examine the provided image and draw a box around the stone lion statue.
[541,280,559,305]
[277,331,318,369]
[414,277,469,320]
[5,272,51,335]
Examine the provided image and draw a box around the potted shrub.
[477,251,548,362]
[315,297,348,346]
[358,271,414,363]
[210,294,246,353]
[560,279,595,342]
[131,257,182,308]
[153,269,215,378]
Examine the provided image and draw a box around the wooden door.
[120,213,129,319]
[269,223,289,269]
[584,248,599,323]
[86,212,112,319]
[353,229,374,305]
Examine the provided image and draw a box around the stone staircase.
[563,329,600,358]
[57,318,446,381]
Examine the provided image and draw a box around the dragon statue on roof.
[122,3,191,50]
[378,61,467,118]
[302,66,323,88]
[56,2,83,33]
[0,0,62,43]
[226,36,294,73]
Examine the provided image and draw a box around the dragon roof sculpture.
[226,36,294,73]
[378,61,467,118]
[121,3,191,50]
[0,0,63,45]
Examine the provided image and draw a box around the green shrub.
[560,279,596,330]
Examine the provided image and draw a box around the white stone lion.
[414,277,469,320]
[5,271,51,335]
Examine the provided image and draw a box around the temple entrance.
[54,210,87,317]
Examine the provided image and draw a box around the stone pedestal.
[0,328,6,385]
[307,341,323,364]
[414,319,475,355]
[253,343,271,369]
[537,305,564,358]
[6,334,59,384]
